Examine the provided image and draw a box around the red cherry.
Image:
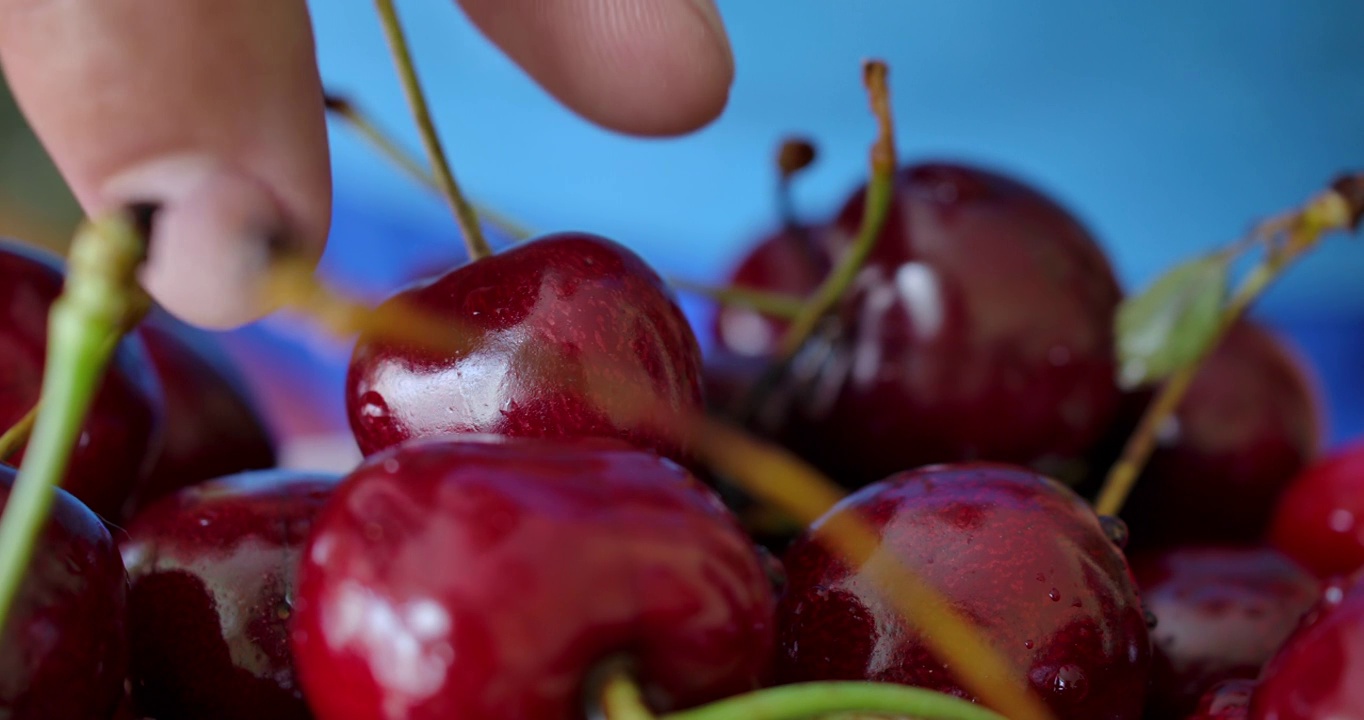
[1088,320,1323,548]
[346,233,704,466]
[1129,545,1320,716]
[0,464,128,718]
[711,227,831,358]
[1249,572,1364,719]
[120,469,338,720]
[775,462,1150,720]
[1188,679,1255,720]
[1268,441,1364,579]
[0,239,163,522]
[290,436,775,720]
[762,163,1123,487]
[124,310,277,517]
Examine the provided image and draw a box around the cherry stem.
[663,682,1008,720]
[669,279,805,320]
[1094,179,1361,516]
[323,93,534,242]
[0,406,36,462]
[596,666,657,720]
[775,137,817,235]
[0,213,149,636]
[372,0,493,261]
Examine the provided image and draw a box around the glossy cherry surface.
[346,233,704,466]
[1189,679,1255,720]
[761,163,1123,487]
[1269,441,1364,579]
[291,436,775,720]
[121,469,339,720]
[1249,571,1364,719]
[711,226,830,358]
[0,239,163,521]
[1129,545,1320,717]
[775,462,1150,720]
[0,464,128,718]
[1092,320,1322,548]
[126,310,277,517]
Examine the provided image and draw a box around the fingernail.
[684,0,734,68]
[101,156,296,329]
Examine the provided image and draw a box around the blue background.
[250,1,1364,446]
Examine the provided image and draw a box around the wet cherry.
[1249,571,1364,719]
[1268,440,1364,579]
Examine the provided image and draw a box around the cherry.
[120,469,338,720]
[124,309,277,517]
[346,233,704,466]
[710,227,831,358]
[1128,545,1320,717]
[1268,440,1364,579]
[759,163,1124,488]
[290,436,775,720]
[0,239,163,522]
[0,464,128,719]
[1089,320,1323,548]
[1249,571,1364,719]
[775,462,1150,720]
[1188,679,1255,720]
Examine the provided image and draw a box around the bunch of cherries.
[1,22,1363,720]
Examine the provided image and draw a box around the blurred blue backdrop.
[252,0,1364,447]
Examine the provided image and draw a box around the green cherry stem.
[663,682,1008,720]
[0,214,149,634]
[372,0,493,261]
[1094,178,1361,516]
[669,279,805,320]
[596,667,657,720]
[0,406,36,462]
[323,93,535,242]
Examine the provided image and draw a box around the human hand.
[0,0,733,328]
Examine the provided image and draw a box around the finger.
[457,0,734,137]
[0,0,331,329]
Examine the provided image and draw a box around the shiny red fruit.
[1095,321,1323,548]
[0,464,128,718]
[121,469,338,720]
[1129,545,1320,716]
[291,436,775,720]
[346,233,704,466]
[775,462,1150,720]
[711,227,829,358]
[1269,441,1364,579]
[0,239,163,521]
[124,310,277,517]
[1189,679,1255,720]
[1250,571,1364,719]
[761,163,1123,487]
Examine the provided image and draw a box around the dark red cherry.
[123,309,277,517]
[1089,320,1323,548]
[760,163,1123,487]
[1249,571,1364,719]
[291,436,775,720]
[1129,545,1320,717]
[1188,679,1255,720]
[0,239,163,522]
[120,469,339,720]
[1269,441,1364,579]
[0,464,128,718]
[711,227,830,358]
[775,462,1150,720]
[346,233,704,466]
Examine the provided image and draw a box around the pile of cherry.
[1,155,1362,720]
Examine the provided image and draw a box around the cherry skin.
[1269,440,1364,579]
[775,462,1150,720]
[120,469,339,720]
[0,239,163,522]
[346,232,704,466]
[1188,679,1255,720]
[123,309,277,518]
[0,464,128,718]
[1088,320,1323,548]
[1249,571,1364,719]
[290,436,775,720]
[1128,545,1320,717]
[710,226,831,358]
[759,163,1123,488]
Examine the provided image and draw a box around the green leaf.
[1115,255,1229,389]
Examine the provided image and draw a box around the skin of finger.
[0,0,331,259]
[457,0,734,136]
